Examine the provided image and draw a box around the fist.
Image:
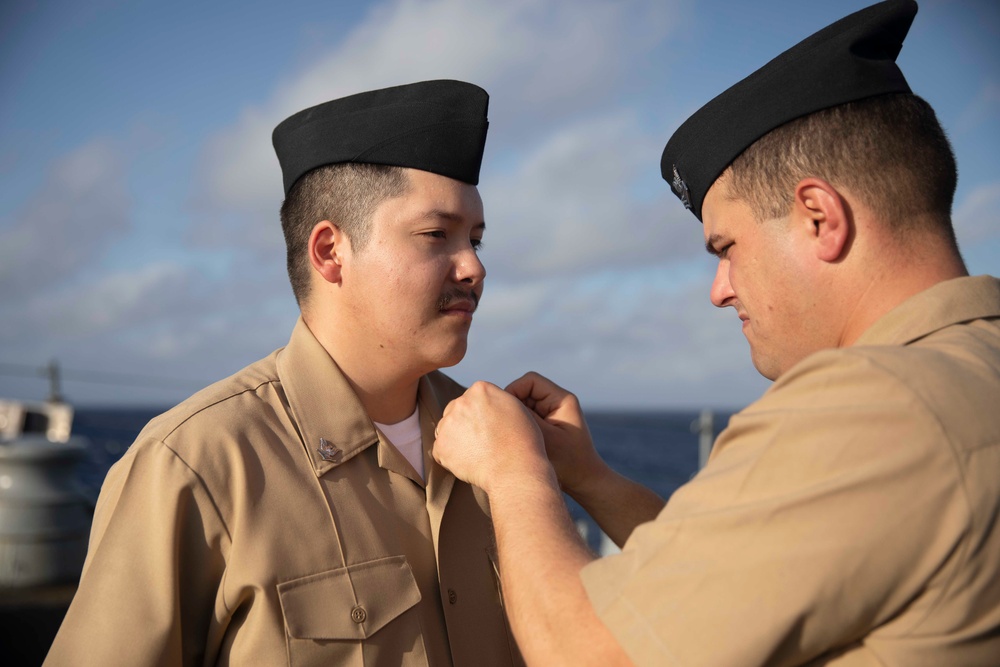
[433,381,549,494]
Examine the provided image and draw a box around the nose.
[455,245,486,286]
[710,259,734,308]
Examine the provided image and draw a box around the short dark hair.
[725,94,958,240]
[279,163,408,305]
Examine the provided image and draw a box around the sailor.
[46,80,523,666]
[431,1,1000,665]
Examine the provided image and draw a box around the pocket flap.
[278,555,422,640]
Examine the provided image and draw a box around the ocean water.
[72,407,735,548]
[72,407,163,505]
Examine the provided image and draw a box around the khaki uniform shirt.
[582,275,1000,666]
[46,318,522,667]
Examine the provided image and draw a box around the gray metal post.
[697,409,714,469]
[45,360,64,404]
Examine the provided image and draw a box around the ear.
[793,178,851,263]
[307,220,350,285]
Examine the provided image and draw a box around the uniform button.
[447,589,457,605]
[351,606,367,623]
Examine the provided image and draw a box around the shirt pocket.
[277,554,429,667]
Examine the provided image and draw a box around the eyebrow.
[705,233,728,257]
[417,209,486,231]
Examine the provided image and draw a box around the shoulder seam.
[159,377,280,441]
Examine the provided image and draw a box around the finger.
[507,373,579,422]
[505,372,563,415]
[504,372,544,400]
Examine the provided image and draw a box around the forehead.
[700,175,767,253]
[701,178,733,236]
[387,168,484,220]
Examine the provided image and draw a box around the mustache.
[437,287,480,311]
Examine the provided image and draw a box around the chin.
[428,341,469,371]
[750,351,781,382]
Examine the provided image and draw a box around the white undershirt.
[374,406,424,480]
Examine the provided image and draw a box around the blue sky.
[1,0,998,409]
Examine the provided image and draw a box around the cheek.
[744,242,800,311]
[372,250,418,291]
[385,264,446,312]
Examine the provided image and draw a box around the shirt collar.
[276,317,382,477]
[854,275,1000,348]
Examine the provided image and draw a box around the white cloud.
[953,180,1000,243]
[0,255,298,405]
[953,80,1000,136]
[0,139,129,297]
[474,279,552,330]
[480,110,701,280]
[0,262,193,351]
[189,0,679,254]
[5,0,720,408]
[451,264,770,410]
[30,263,191,336]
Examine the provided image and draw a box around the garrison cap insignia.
[671,165,692,210]
[317,438,343,464]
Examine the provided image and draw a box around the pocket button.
[351,606,367,623]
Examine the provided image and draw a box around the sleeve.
[44,437,231,667]
[580,350,969,667]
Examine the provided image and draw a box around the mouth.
[438,289,479,318]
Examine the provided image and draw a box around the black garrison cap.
[272,79,489,195]
[661,0,917,221]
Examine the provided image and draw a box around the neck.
[839,233,968,347]
[303,310,423,424]
[347,375,421,424]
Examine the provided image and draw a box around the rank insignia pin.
[317,438,343,463]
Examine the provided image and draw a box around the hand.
[433,381,551,494]
[505,372,610,498]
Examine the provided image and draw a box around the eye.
[471,238,484,253]
[424,230,447,239]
